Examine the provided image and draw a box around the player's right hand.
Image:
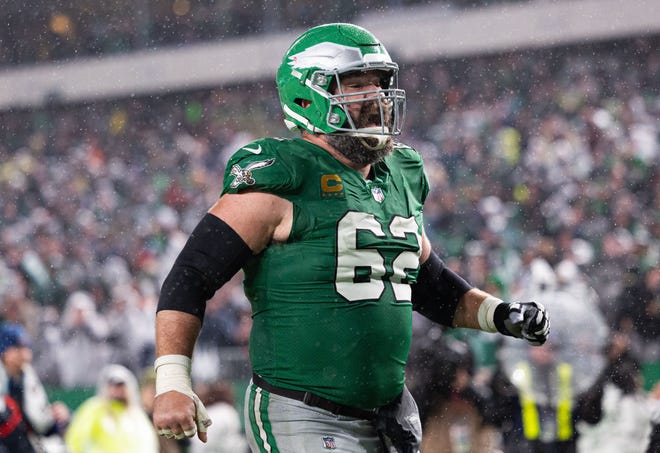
[153,390,210,442]
[153,354,212,442]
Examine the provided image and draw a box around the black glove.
[494,301,549,346]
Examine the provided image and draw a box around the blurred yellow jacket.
[65,397,159,453]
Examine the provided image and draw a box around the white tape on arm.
[477,296,504,333]
[154,354,212,433]
[154,354,193,397]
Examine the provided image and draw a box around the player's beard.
[326,101,394,166]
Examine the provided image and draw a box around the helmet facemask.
[322,66,406,148]
[323,69,402,162]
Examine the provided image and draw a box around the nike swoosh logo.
[243,145,262,154]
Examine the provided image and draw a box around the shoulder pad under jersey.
[387,141,429,203]
[221,137,302,196]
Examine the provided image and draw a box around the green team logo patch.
[229,158,276,188]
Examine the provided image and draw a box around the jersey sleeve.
[221,139,297,197]
[392,143,430,205]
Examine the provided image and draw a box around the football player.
[152,23,549,452]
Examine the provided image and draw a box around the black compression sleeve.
[157,213,253,321]
[411,250,473,326]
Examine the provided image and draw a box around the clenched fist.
[494,301,550,346]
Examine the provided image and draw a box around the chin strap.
[349,127,391,150]
[358,136,389,150]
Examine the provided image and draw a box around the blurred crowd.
[405,36,659,346]
[0,320,247,452]
[0,28,658,451]
[1,0,532,67]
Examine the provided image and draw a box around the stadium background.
[0,0,658,438]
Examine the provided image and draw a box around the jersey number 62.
[335,211,422,302]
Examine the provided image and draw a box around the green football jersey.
[222,137,429,409]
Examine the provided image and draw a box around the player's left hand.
[496,301,549,346]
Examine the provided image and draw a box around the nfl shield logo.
[371,187,385,203]
[322,436,336,450]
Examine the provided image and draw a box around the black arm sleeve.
[411,250,473,326]
[157,213,253,321]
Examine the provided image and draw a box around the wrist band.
[154,354,193,397]
[154,354,213,433]
[477,296,503,333]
